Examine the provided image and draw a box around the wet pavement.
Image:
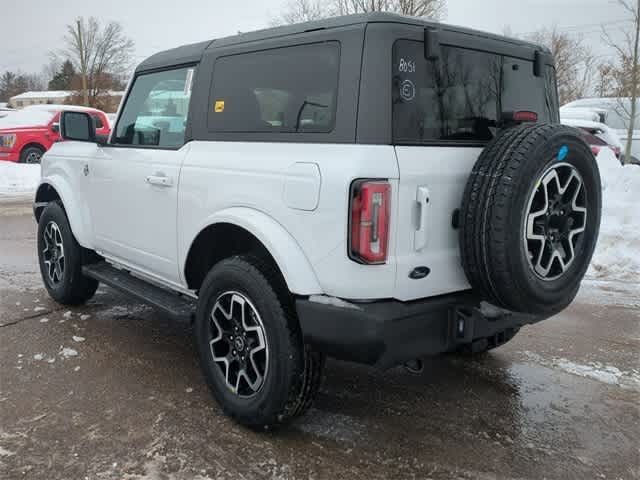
[1,200,639,479]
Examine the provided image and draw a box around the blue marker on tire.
[558,145,569,161]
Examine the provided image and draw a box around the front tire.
[37,202,99,305]
[194,255,324,429]
[20,145,45,164]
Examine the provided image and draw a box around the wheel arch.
[34,179,91,248]
[20,142,46,158]
[183,208,322,296]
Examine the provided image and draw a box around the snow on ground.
[524,351,640,392]
[0,162,40,196]
[587,149,640,283]
[60,347,78,358]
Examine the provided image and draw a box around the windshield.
[392,40,559,144]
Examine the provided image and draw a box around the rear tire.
[37,202,99,305]
[194,255,324,430]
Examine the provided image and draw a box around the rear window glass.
[392,40,559,144]
[208,42,340,133]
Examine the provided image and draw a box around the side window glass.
[208,42,340,134]
[113,66,195,148]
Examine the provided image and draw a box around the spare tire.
[459,123,601,314]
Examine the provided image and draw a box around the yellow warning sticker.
[214,100,225,112]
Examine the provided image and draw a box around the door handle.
[414,186,430,251]
[145,174,173,187]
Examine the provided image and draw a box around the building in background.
[8,90,125,112]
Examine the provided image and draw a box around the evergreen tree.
[48,60,76,91]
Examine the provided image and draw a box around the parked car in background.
[0,107,15,119]
[562,98,640,163]
[561,117,623,161]
[105,113,117,128]
[0,105,110,163]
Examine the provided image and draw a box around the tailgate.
[393,146,481,301]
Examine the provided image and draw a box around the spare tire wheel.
[459,123,601,314]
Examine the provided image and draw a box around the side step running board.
[82,262,196,322]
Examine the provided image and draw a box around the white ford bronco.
[34,13,601,429]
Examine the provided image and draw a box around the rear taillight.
[591,145,601,156]
[349,180,390,264]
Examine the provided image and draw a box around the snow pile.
[60,347,78,358]
[0,162,40,195]
[588,149,640,282]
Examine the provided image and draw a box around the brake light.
[349,180,390,264]
[512,111,538,123]
[591,145,601,156]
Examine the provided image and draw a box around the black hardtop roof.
[136,12,548,73]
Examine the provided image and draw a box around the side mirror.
[51,123,60,133]
[60,111,96,143]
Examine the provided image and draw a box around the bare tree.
[0,71,44,103]
[594,61,617,98]
[57,17,134,107]
[274,0,446,25]
[528,28,595,105]
[335,0,445,16]
[275,0,326,25]
[602,0,639,164]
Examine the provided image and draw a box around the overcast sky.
[0,0,631,75]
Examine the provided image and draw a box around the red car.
[0,105,110,164]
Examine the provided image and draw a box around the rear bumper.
[296,292,548,369]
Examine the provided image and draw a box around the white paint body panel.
[178,142,399,299]
[283,162,321,211]
[40,139,478,302]
[393,146,478,301]
[39,142,99,248]
[88,145,188,283]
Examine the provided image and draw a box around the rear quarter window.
[208,42,340,134]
